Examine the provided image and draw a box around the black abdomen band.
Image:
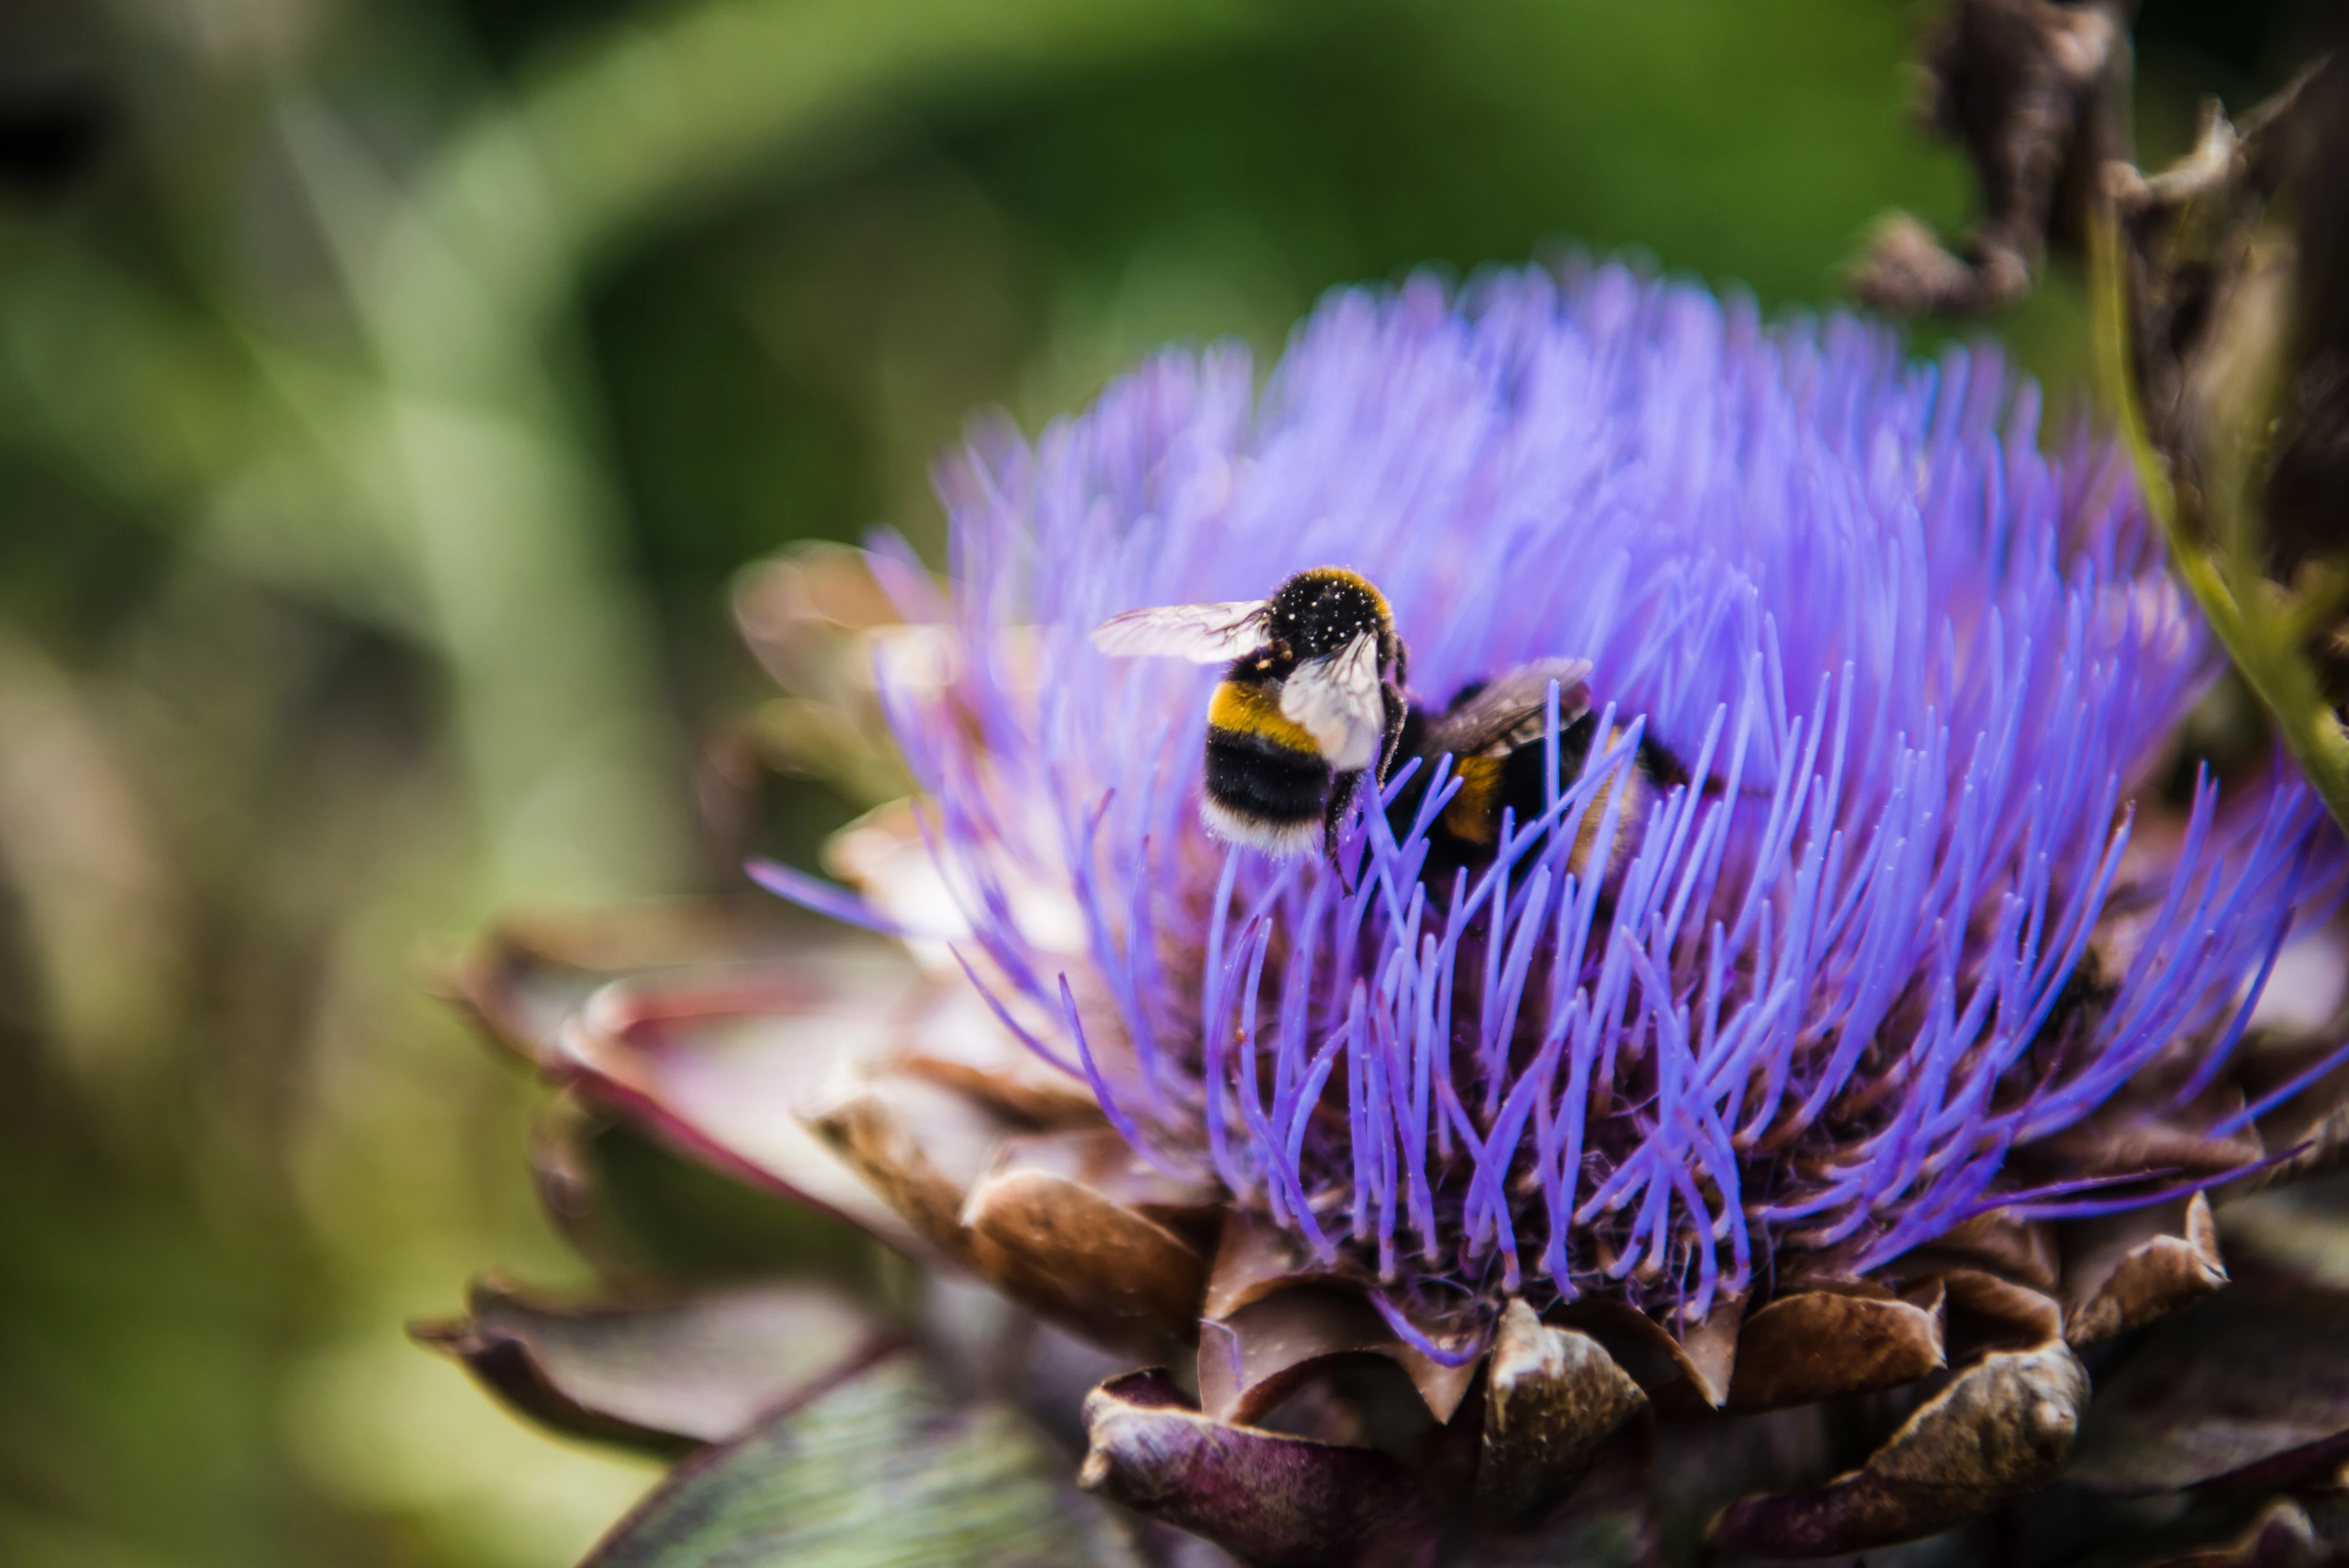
[1205,727,1329,825]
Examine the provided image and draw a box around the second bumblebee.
[1093,565,1675,879]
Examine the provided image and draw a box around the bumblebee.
[1387,660,1680,891]
[1090,567,1409,861]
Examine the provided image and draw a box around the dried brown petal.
[1199,1287,1479,1427]
[447,931,609,1069]
[1473,1299,1649,1532]
[1939,1269,2065,1353]
[521,1089,893,1287]
[805,1069,1004,1260]
[1204,1209,1351,1320]
[725,544,945,807]
[2061,1192,2228,1347]
[1675,1297,1742,1408]
[1725,1281,1946,1411]
[2065,1280,2349,1496]
[410,1279,897,1450]
[986,1128,1223,1229]
[1553,1294,1743,1409]
[961,1161,1208,1348]
[1708,1341,2089,1557]
[1078,1369,1441,1568]
[1852,213,2013,318]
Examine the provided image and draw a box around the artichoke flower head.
[434,263,2349,1568]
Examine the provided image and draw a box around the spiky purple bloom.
[820,263,2340,1343]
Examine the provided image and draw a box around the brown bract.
[892,981,1105,1124]
[431,897,2349,1565]
[725,542,932,809]
[1855,4,2349,675]
[1937,1268,2066,1354]
[1472,1300,1649,1533]
[1710,1342,2090,1557]
[1552,1295,1742,1410]
[442,905,762,1071]
[2061,1192,2228,1346]
[1200,1287,1479,1427]
[435,898,2349,1565]
[1724,1279,1946,1411]
[1204,1209,1349,1320]
[2089,44,2349,712]
[963,1161,1211,1347]
[805,1068,1001,1261]
[450,905,1231,1368]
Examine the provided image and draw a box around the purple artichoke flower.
[841,261,2335,1338]
[435,261,2349,1568]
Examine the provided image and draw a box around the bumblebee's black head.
[1266,567,1399,666]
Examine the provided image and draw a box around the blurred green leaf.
[581,1353,1142,1567]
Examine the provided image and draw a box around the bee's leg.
[1322,768,1365,866]
[1375,680,1409,782]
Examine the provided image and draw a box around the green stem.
[2088,207,2349,835]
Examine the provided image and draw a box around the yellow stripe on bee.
[1209,680,1323,756]
[1570,727,1652,875]
[1440,755,1507,847]
[1297,566,1390,617]
[1438,726,1653,864]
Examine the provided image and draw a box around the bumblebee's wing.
[1423,657,1594,756]
[1280,633,1387,772]
[1088,600,1272,663]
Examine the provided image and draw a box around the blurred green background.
[0,1,2321,1564]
